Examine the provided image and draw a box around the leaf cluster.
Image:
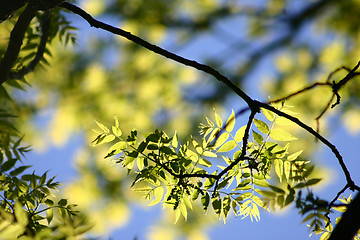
[92,107,325,224]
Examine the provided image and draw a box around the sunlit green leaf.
[270,129,297,141]
[180,202,188,220]
[234,125,246,142]
[213,132,229,148]
[222,195,231,221]
[212,196,222,217]
[95,120,110,133]
[172,131,178,148]
[14,201,28,226]
[46,208,54,224]
[225,110,235,132]
[148,187,164,206]
[287,150,303,161]
[112,126,122,137]
[217,140,237,153]
[252,130,263,145]
[254,119,269,134]
[261,108,275,121]
[201,192,210,211]
[214,111,223,127]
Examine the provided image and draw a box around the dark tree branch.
[329,192,360,240]
[258,102,358,191]
[0,0,27,22]
[59,2,256,108]
[0,4,37,85]
[8,10,52,80]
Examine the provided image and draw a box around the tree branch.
[59,2,256,108]
[329,192,360,240]
[0,0,27,22]
[0,3,37,85]
[8,10,52,80]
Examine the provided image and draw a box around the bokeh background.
[3,0,360,239]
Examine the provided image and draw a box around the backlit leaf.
[217,140,237,153]
[270,129,297,141]
[148,187,164,206]
[252,130,263,145]
[234,126,246,142]
[213,132,229,148]
[95,120,110,133]
[212,196,222,217]
[287,150,303,161]
[254,119,269,134]
[225,110,235,132]
[201,192,210,211]
[214,111,223,127]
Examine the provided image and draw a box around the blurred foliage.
[1,0,360,239]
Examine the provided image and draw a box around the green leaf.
[58,199,68,207]
[14,201,28,226]
[114,115,119,127]
[222,195,231,220]
[205,117,214,127]
[235,192,252,201]
[148,187,164,206]
[213,132,229,148]
[201,192,210,211]
[0,85,13,101]
[107,141,127,157]
[147,143,158,150]
[225,110,235,132]
[256,190,276,198]
[287,150,303,161]
[214,111,223,127]
[269,185,285,194]
[180,202,188,220]
[252,130,263,145]
[46,208,54,224]
[274,159,283,181]
[95,120,110,133]
[1,159,16,172]
[234,125,246,142]
[212,196,222,217]
[204,177,216,189]
[10,166,31,176]
[270,129,297,141]
[45,199,54,206]
[123,151,138,166]
[203,151,217,158]
[306,178,322,186]
[172,131,178,148]
[261,108,275,121]
[252,195,265,208]
[253,179,269,188]
[254,119,269,134]
[217,140,237,153]
[198,158,212,167]
[6,80,25,91]
[192,189,200,201]
[159,146,175,155]
[284,193,294,206]
[112,126,122,137]
[284,161,291,180]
